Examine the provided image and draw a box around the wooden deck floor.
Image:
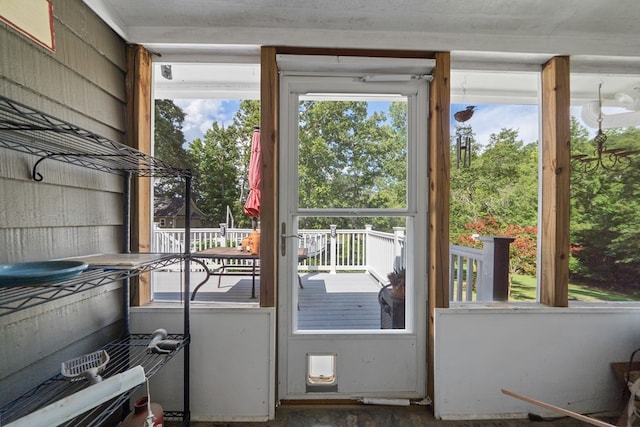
[152,271,384,330]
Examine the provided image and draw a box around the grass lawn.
[510,274,638,302]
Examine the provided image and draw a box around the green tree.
[190,124,240,226]
[230,100,260,216]
[380,102,409,208]
[450,127,538,241]
[475,129,538,224]
[450,128,483,238]
[189,100,260,228]
[570,122,640,289]
[154,99,193,199]
[450,125,540,282]
[297,100,405,231]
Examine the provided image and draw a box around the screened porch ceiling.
[82,0,640,111]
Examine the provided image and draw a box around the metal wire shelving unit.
[0,96,193,426]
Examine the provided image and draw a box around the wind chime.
[453,80,475,168]
[454,105,475,168]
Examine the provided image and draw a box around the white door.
[278,69,429,401]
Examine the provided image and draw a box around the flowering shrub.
[454,216,537,275]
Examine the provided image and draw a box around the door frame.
[259,47,451,404]
[276,69,430,401]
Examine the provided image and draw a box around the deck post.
[329,224,337,274]
[219,223,227,247]
[364,224,373,271]
[478,236,515,301]
[393,227,405,270]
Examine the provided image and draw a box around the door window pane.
[297,98,408,209]
[294,216,410,331]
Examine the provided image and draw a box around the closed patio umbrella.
[244,126,261,228]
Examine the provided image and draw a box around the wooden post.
[125,44,152,306]
[540,56,571,307]
[428,51,451,401]
[260,46,279,308]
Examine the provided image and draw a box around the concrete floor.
[184,404,621,427]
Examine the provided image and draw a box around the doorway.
[277,63,430,400]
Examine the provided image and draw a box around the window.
[449,69,540,303]
[569,72,640,302]
[151,62,261,303]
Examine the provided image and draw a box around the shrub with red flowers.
[453,216,537,275]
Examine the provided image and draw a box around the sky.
[174,99,240,143]
[458,104,540,146]
[172,99,590,149]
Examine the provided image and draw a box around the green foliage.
[450,127,538,240]
[174,99,409,231]
[189,100,260,227]
[297,100,407,231]
[154,100,194,199]
[160,97,640,296]
[450,117,640,293]
[570,123,640,289]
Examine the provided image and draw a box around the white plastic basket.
[61,350,110,384]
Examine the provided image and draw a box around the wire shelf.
[0,254,185,317]
[0,96,191,179]
[0,334,189,426]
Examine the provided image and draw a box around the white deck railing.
[449,244,483,302]
[152,225,512,302]
[365,226,405,285]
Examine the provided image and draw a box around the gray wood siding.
[0,0,130,406]
[0,0,126,139]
